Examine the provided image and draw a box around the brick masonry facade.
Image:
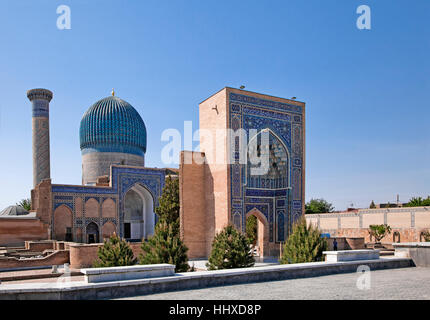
[180,88,306,258]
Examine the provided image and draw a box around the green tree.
[422,231,430,242]
[369,200,376,209]
[368,224,392,243]
[139,176,190,272]
[280,216,327,264]
[16,198,31,211]
[305,198,334,214]
[93,233,137,267]
[404,196,430,207]
[206,225,255,270]
[155,176,180,234]
[139,220,189,272]
[246,215,257,246]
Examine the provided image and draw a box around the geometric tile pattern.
[229,93,304,243]
[51,166,166,240]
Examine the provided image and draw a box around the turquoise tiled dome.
[80,96,147,156]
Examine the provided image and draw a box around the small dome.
[0,205,30,216]
[79,96,147,156]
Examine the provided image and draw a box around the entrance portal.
[123,184,155,241]
[246,208,270,257]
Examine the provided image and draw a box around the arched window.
[247,130,288,189]
[393,231,400,243]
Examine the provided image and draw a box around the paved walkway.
[119,267,430,300]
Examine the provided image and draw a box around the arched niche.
[246,129,290,189]
[53,205,73,241]
[123,184,155,241]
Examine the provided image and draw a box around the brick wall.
[69,242,144,269]
[179,151,208,259]
[199,89,230,256]
[25,240,56,252]
[306,207,430,243]
[0,218,48,246]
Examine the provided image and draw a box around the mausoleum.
[0,87,306,259]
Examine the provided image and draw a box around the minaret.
[27,88,53,188]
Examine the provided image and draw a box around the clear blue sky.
[0,0,429,211]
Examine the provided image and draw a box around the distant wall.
[306,207,430,243]
[325,237,365,250]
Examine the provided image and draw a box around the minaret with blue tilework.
[27,88,53,188]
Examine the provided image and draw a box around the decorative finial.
[111,88,115,96]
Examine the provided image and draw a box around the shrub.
[139,220,190,272]
[280,216,327,264]
[206,225,255,270]
[368,224,392,243]
[16,198,31,211]
[93,233,137,267]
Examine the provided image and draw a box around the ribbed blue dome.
[80,96,147,156]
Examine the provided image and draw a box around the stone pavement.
[119,267,430,300]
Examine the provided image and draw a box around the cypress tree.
[155,175,180,228]
[206,225,255,270]
[280,216,327,264]
[139,220,189,272]
[139,175,190,272]
[93,233,137,267]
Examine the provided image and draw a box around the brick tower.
[27,88,53,188]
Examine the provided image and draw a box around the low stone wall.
[69,242,143,269]
[324,250,379,262]
[393,243,430,267]
[0,258,413,300]
[81,264,175,283]
[25,240,56,252]
[0,250,69,270]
